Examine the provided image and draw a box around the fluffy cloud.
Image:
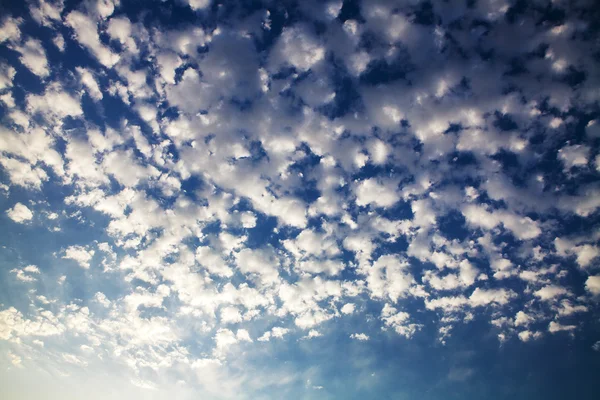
[6,203,33,223]
[462,204,541,240]
[355,179,399,208]
[469,288,516,307]
[63,245,95,269]
[585,276,600,296]
[534,285,569,302]
[558,144,590,170]
[1,1,600,397]
[350,333,369,341]
[15,38,49,77]
[65,11,119,67]
[271,26,324,71]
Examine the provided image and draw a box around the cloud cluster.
[0,0,599,398]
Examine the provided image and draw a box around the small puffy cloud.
[355,179,399,208]
[558,144,590,170]
[350,333,369,341]
[11,265,40,282]
[93,292,111,307]
[518,330,542,342]
[271,327,290,339]
[469,288,516,307]
[0,63,16,90]
[462,205,541,240]
[15,38,49,77]
[367,139,389,165]
[258,327,290,342]
[65,11,119,67]
[367,255,413,302]
[585,276,600,296]
[240,211,257,228]
[271,26,324,71]
[340,303,356,315]
[534,285,568,302]
[234,247,280,285]
[548,321,576,333]
[236,329,252,343]
[6,203,33,223]
[220,306,243,324]
[0,157,48,189]
[8,351,22,367]
[303,329,322,339]
[52,34,65,51]
[63,245,95,269]
[213,328,246,356]
[186,0,211,10]
[0,18,21,43]
[381,303,420,338]
[76,67,102,100]
[514,311,534,327]
[29,0,64,26]
[573,245,599,269]
[196,246,233,278]
[284,229,340,260]
[27,84,83,119]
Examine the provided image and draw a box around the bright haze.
[1,0,600,399]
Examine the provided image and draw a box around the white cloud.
[0,157,48,189]
[63,245,95,269]
[303,329,322,339]
[15,38,49,77]
[381,304,420,338]
[186,0,211,10]
[573,245,599,269]
[366,255,413,302]
[240,211,257,228]
[30,0,64,27]
[6,203,33,223]
[585,276,600,296]
[355,179,399,208]
[27,84,83,119]
[0,19,20,43]
[271,26,324,71]
[558,144,590,170]
[76,67,102,100]
[65,11,119,67]
[340,303,355,315]
[350,333,369,341]
[220,306,242,324]
[0,63,16,89]
[462,204,541,240]
[469,288,516,307]
[548,321,576,333]
[518,330,541,342]
[234,247,280,285]
[196,246,233,278]
[514,311,534,327]
[258,326,290,342]
[52,34,65,51]
[11,265,40,282]
[534,285,568,302]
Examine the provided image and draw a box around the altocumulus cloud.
[0,0,600,399]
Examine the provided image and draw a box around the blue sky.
[1,0,600,399]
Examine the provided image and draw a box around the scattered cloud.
[0,0,598,398]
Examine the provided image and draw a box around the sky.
[0,0,600,398]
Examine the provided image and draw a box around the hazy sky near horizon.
[1,0,600,399]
